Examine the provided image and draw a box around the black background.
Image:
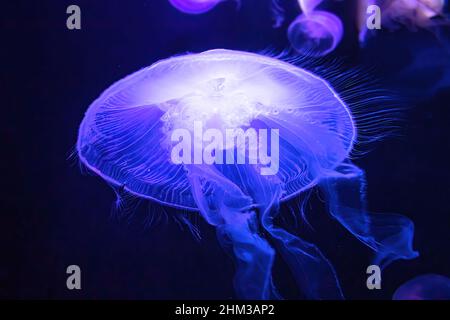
[3,0,450,299]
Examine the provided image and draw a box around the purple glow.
[299,0,324,14]
[393,274,450,300]
[169,0,222,14]
[383,0,446,28]
[272,0,326,27]
[78,49,418,299]
[359,0,447,43]
[288,10,344,56]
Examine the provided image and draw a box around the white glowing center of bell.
[162,76,269,133]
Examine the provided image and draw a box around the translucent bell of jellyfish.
[299,0,325,14]
[288,10,344,57]
[393,274,450,300]
[77,49,418,299]
[169,0,222,14]
[272,0,325,26]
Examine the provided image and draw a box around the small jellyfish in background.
[169,0,224,14]
[393,274,450,300]
[382,0,447,29]
[359,0,448,43]
[286,1,344,56]
[77,49,418,299]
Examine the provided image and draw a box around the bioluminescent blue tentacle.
[271,0,285,27]
[320,162,419,268]
[215,217,280,300]
[186,164,279,299]
[236,165,344,300]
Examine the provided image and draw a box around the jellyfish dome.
[78,49,418,299]
[393,274,450,300]
[288,10,344,57]
[169,0,222,14]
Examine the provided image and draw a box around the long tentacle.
[319,162,419,268]
[244,168,344,300]
[186,164,280,299]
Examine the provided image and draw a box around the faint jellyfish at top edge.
[169,0,224,14]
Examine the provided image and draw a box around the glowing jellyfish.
[77,49,418,299]
[169,0,223,14]
[287,1,343,56]
[359,0,448,43]
[382,0,447,29]
[288,10,344,56]
[393,274,450,300]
